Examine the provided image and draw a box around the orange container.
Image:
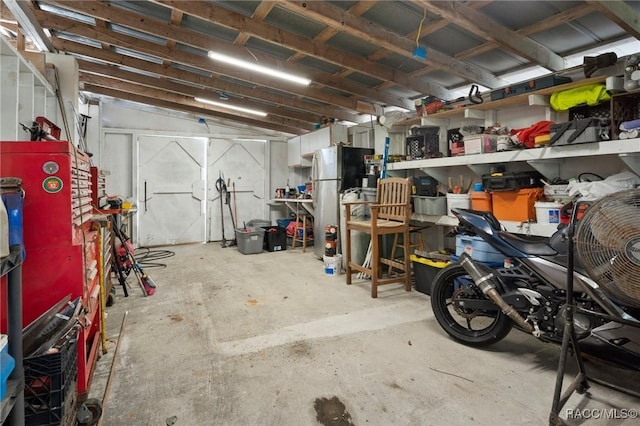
[470,191,492,212]
[491,188,544,221]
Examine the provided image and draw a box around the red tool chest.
[0,140,101,400]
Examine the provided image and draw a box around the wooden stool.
[292,213,314,252]
[388,226,426,275]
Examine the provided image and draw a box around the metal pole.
[7,259,25,426]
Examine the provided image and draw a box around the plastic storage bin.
[413,196,446,215]
[470,191,492,212]
[463,134,498,155]
[446,193,470,217]
[246,219,271,228]
[262,226,287,252]
[24,331,78,426]
[535,201,563,224]
[276,218,295,229]
[235,227,266,254]
[411,255,450,295]
[491,188,544,222]
[1,334,14,401]
[456,234,506,264]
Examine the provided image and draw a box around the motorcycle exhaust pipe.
[459,253,534,333]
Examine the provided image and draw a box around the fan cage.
[575,188,640,309]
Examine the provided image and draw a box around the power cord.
[134,247,175,269]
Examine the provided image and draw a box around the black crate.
[24,331,78,426]
[262,226,287,252]
[406,131,441,160]
[482,171,543,192]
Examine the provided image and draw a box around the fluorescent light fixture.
[208,51,311,86]
[195,97,267,117]
[232,138,268,142]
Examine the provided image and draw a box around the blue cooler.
[0,178,25,259]
[455,234,505,264]
[1,334,15,400]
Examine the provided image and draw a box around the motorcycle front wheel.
[430,264,513,347]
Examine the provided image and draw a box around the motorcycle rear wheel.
[431,264,513,347]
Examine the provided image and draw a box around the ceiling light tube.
[208,51,311,86]
[195,97,267,117]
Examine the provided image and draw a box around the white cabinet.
[287,136,301,167]
[290,124,348,168]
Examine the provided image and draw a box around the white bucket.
[446,193,471,217]
[323,254,343,276]
[535,201,563,224]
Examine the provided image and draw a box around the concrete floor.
[89,243,640,425]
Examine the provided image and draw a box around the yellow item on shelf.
[535,134,551,145]
[550,83,610,111]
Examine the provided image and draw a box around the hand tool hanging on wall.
[216,172,237,247]
[225,178,237,246]
[232,181,238,228]
[216,171,228,247]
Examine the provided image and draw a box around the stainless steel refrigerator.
[311,145,374,259]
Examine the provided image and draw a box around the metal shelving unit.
[0,247,24,426]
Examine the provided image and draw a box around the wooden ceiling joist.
[82,80,312,133]
[86,83,304,135]
[54,38,360,124]
[77,63,321,124]
[588,0,640,41]
[280,0,504,89]
[453,4,597,62]
[417,0,566,72]
[149,0,451,99]
[35,3,402,113]
[36,12,374,117]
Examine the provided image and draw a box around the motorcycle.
[430,207,640,357]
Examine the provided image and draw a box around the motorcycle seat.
[498,231,558,256]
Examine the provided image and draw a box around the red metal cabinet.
[0,141,101,399]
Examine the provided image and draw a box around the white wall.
[44,53,79,144]
[95,100,289,239]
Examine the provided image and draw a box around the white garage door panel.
[208,139,266,241]
[138,136,206,247]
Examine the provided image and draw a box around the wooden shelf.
[395,76,607,127]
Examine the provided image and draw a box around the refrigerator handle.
[311,152,317,210]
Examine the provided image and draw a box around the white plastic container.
[446,193,471,217]
[0,199,8,258]
[535,201,563,224]
[323,254,343,276]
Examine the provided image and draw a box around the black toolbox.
[491,75,572,101]
[482,171,544,192]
